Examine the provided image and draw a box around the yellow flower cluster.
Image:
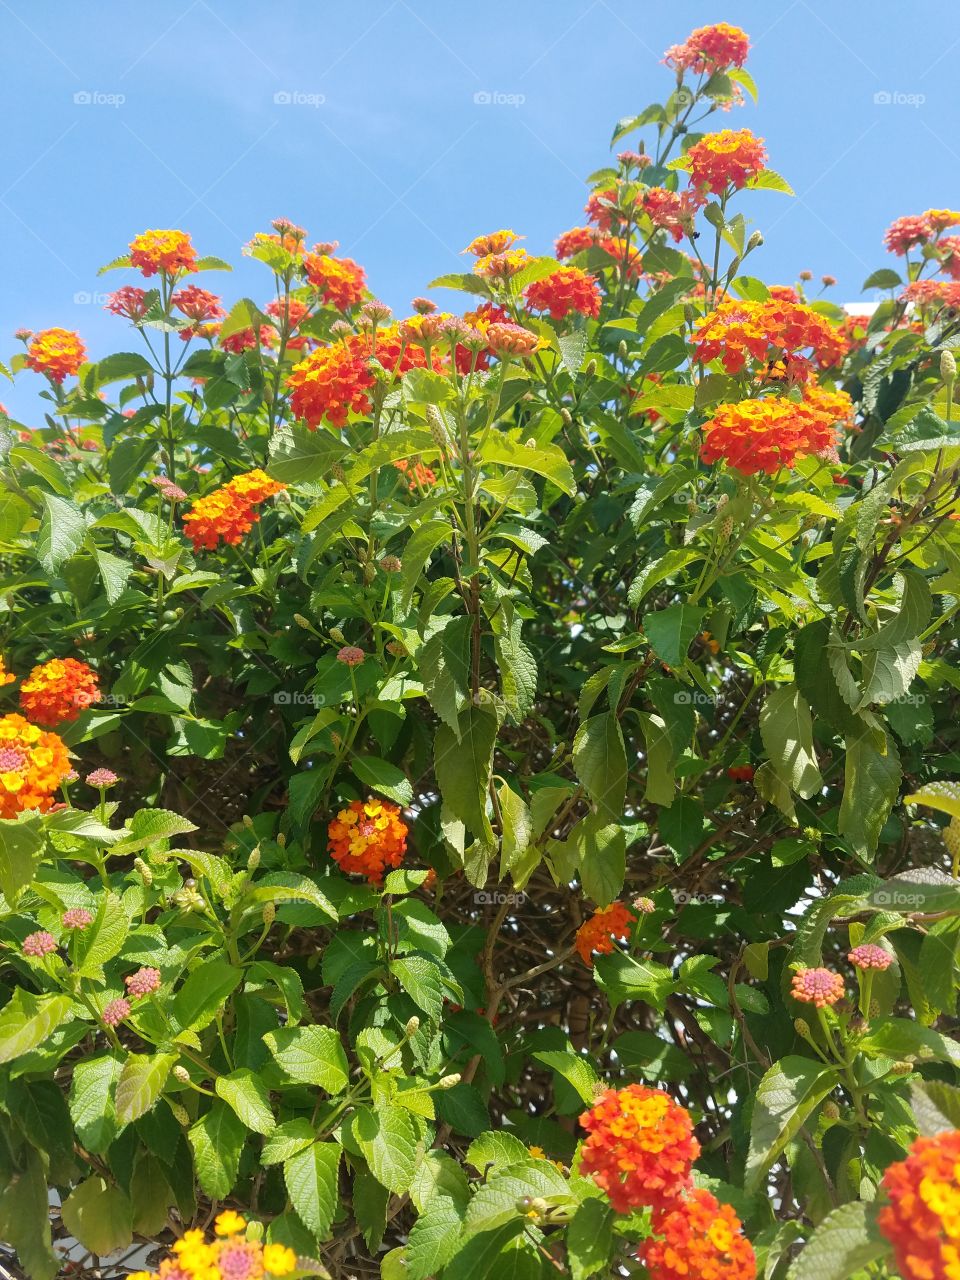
[128,1212,297,1280]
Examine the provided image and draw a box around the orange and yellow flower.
[463,229,523,257]
[700,384,853,475]
[394,458,437,490]
[687,129,767,194]
[579,1084,699,1213]
[327,796,408,884]
[19,658,100,726]
[555,226,598,260]
[524,267,602,320]
[691,297,846,379]
[24,328,87,383]
[182,469,286,552]
[473,248,531,281]
[575,902,637,965]
[878,1129,960,1280]
[129,229,197,278]
[664,23,751,74]
[0,713,72,819]
[640,1188,756,1280]
[304,251,367,310]
[0,657,15,687]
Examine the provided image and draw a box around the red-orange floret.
[182,469,286,552]
[687,130,767,194]
[575,902,637,966]
[19,659,100,726]
[700,384,853,475]
[524,267,601,320]
[303,252,367,310]
[24,329,86,383]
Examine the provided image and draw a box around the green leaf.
[0,816,45,903]
[215,1068,276,1134]
[532,1050,600,1104]
[0,1146,57,1280]
[862,268,903,291]
[745,1056,836,1193]
[593,951,674,1011]
[642,603,706,668]
[61,1176,133,1257]
[466,1132,532,1173]
[442,1223,526,1280]
[747,167,794,195]
[477,434,576,496]
[268,424,348,484]
[115,1052,177,1123]
[391,953,446,1019]
[285,1141,343,1239]
[434,702,498,844]
[353,1104,420,1193]
[69,1054,123,1153]
[113,806,198,854]
[575,816,626,906]
[838,726,901,859]
[463,1160,574,1234]
[94,547,134,604]
[401,520,451,609]
[261,1118,317,1165]
[759,686,822,800]
[637,711,675,806]
[573,713,626,822]
[171,959,242,1034]
[494,615,538,722]
[189,1101,248,1199]
[567,1198,615,1280]
[786,1200,887,1280]
[0,990,74,1065]
[75,891,129,976]
[263,1026,349,1093]
[351,755,413,805]
[37,492,85,572]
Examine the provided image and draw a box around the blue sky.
[1,0,957,423]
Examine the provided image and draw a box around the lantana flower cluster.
[128,1211,297,1280]
[327,796,409,884]
[878,1129,960,1280]
[700,384,853,475]
[182,469,286,552]
[0,712,72,819]
[18,657,101,726]
[692,296,847,379]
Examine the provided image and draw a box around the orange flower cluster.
[0,657,15,687]
[641,188,702,243]
[579,1084,699,1213]
[524,266,602,319]
[600,237,644,279]
[691,297,846,379]
[0,713,72,819]
[182,469,286,552]
[129,229,197,277]
[24,328,87,383]
[640,1189,756,1280]
[555,226,598,259]
[287,326,438,429]
[883,210,960,255]
[903,280,960,311]
[585,187,627,234]
[304,252,367,310]
[790,966,845,1008]
[700,385,853,475]
[575,902,637,965]
[19,658,100,726]
[473,248,531,281]
[878,1130,960,1280]
[129,1211,297,1280]
[327,796,408,884]
[687,130,766,194]
[463,229,523,257]
[485,322,546,357]
[664,23,751,74]
[394,457,437,490]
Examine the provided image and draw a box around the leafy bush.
[2,19,960,1280]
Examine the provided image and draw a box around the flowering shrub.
[2,21,960,1280]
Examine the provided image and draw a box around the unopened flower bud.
[684,304,696,325]
[247,849,260,871]
[584,359,597,377]
[294,613,312,629]
[560,408,573,425]
[405,1016,421,1037]
[332,463,346,483]
[134,857,153,886]
[942,349,957,383]
[618,340,629,360]
[891,1060,914,1076]
[170,1102,191,1126]
[822,1101,840,1120]
[438,1073,461,1089]
[525,438,537,449]
[330,627,346,644]
[794,1018,810,1038]
[262,902,276,926]
[276,833,286,848]
[173,1065,190,1084]
[746,230,763,252]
